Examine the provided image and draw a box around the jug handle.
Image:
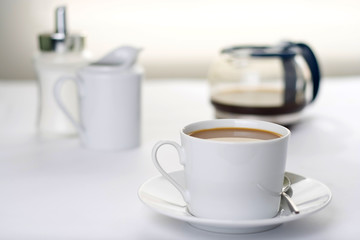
[295,43,321,102]
[54,75,85,134]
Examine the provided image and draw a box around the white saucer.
[138,170,332,234]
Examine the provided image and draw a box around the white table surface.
[0,77,359,240]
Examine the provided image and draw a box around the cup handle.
[54,75,84,134]
[152,140,190,203]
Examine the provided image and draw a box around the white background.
[1,0,360,79]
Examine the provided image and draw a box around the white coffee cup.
[152,119,290,220]
[54,64,142,150]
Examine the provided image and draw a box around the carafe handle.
[295,43,321,102]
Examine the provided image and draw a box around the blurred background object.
[208,42,321,125]
[0,0,360,80]
[34,6,91,137]
[54,45,142,150]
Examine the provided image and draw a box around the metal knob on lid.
[38,6,85,52]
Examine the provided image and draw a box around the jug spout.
[94,46,142,69]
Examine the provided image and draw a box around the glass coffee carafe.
[208,42,321,125]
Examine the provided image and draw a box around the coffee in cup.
[152,119,290,220]
[189,127,282,142]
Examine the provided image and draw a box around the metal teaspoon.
[282,175,300,214]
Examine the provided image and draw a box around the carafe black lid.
[222,42,296,59]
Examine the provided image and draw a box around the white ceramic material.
[96,46,140,70]
[54,48,142,150]
[152,119,290,221]
[138,171,332,234]
[34,50,90,137]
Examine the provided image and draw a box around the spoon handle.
[282,192,300,214]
